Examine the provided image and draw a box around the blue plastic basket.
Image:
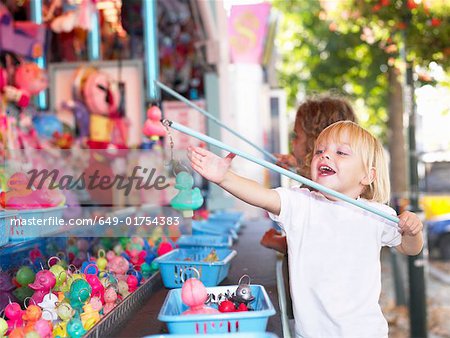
[154,248,237,288]
[209,210,244,224]
[144,333,279,338]
[0,210,16,246]
[192,221,238,240]
[177,235,232,249]
[9,206,65,241]
[158,285,276,334]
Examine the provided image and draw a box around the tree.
[273,0,449,198]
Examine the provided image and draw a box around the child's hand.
[187,146,236,184]
[398,211,423,236]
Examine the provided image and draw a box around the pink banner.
[228,3,272,64]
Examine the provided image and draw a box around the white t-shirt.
[268,187,401,338]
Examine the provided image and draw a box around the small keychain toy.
[38,292,59,321]
[181,268,219,315]
[29,270,56,304]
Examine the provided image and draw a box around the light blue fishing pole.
[163,119,400,224]
[155,80,278,162]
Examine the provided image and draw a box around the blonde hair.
[315,121,390,203]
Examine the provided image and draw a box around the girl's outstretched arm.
[188,146,281,215]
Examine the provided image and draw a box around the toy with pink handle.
[181,268,219,315]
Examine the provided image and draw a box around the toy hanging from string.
[163,120,203,218]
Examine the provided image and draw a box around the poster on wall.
[162,100,206,150]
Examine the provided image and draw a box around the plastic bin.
[177,235,232,249]
[154,248,237,288]
[192,221,238,240]
[0,210,16,246]
[144,333,279,338]
[158,284,276,334]
[209,210,244,224]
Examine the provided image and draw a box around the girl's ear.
[361,167,376,186]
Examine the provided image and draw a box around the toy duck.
[181,277,219,315]
[80,303,100,331]
[34,319,53,338]
[143,105,166,140]
[22,304,42,333]
[5,302,24,334]
[66,279,91,312]
[56,302,75,322]
[29,270,56,304]
[170,171,204,217]
[103,287,118,315]
[66,318,86,338]
[38,292,59,321]
[203,249,219,263]
[0,317,8,337]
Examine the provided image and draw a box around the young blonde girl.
[188,121,423,338]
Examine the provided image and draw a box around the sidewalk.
[380,250,450,337]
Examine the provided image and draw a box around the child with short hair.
[188,120,423,337]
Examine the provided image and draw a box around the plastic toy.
[0,317,7,337]
[83,70,120,116]
[218,300,235,313]
[103,286,117,315]
[66,318,86,338]
[89,296,103,312]
[15,266,35,286]
[61,100,90,138]
[117,280,129,298]
[66,279,91,312]
[38,293,59,321]
[0,271,19,310]
[140,263,152,279]
[12,286,33,303]
[96,250,107,273]
[52,321,67,338]
[34,319,53,338]
[203,249,219,262]
[143,105,166,140]
[8,327,25,338]
[5,302,24,333]
[49,264,67,291]
[0,3,46,59]
[29,270,56,304]
[56,302,75,322]
[181,269,219,315]
[107,256,129,280]
[32,114,63,139]
[170,171,204,217]
[157,240,173,257]
[126,275,138,293]
[13,62,48,107]
[80,303,100,330]
[231,275,255,305]
[23,304,42,333]
[84,266,104,303]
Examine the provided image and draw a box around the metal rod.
[155,81,277,162]
[30,0,47,110]
[144,2,160,101]
[165,119,400,224]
